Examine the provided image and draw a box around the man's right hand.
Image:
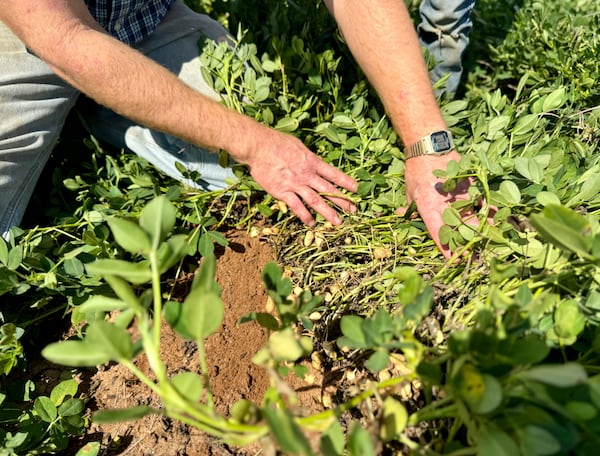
[238,126,358,227]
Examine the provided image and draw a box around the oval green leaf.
[42,340,111,367]
[107,217,151,254]
[86,259,152,284]
[519,362,587,387]
[85,320,133,361]
[34,396,58,423]
[264,406,313,455]
[58,397,85,417]
[93,405,155,423]
[171,372,203,403]
[181,287,224,339]
[50,378,79,406]
[140,195,177,246]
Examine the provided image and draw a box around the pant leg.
[418,0,475,96]
[77,0,238,192]
[0,21,79,240]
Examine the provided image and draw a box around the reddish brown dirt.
[62,229,322,455]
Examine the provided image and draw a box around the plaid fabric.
[85,0,176,45]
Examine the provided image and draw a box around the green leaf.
[58,398,85,417]
[113,310,136,332]
[499,335,550,365]
[539,204,590,232]
[262,262,293,298]
[42,340,111,367]
[34,396,58,423]
[519,363,587,387]
[487,115,511,138]
[264,406,314,455]
[268,327,307,362]
[275,117,299,133]
[512,114,538,136]
[50,379,78,406]
[63,257,86,277]
[554,299,585,340]
[573,174,600,204]
[207,230,228,247]
[589,375,600,409]
[499,180,521,205]
[518,426,561,456]
[7,245,23,271]
[344,136,363,151]
[164,300,194,340]
[442,99,469,116]
[515,157,543,183]
[86,259,152,284]
[107,217,151,254]
[339,315,368,349]
[93,406,155,423]
[254,84,270,103]
[541,87,566,111]
[380,397,408,441]
[139,195,177,246]
[78,296,128,314]
[104,275,144,312]
[565,401,597,421]
[442,207,462,226]
[230,399,258,424]
[156,234,189,273]
[320,420,345,456]
[198,233,215,257]
[181,287,224,339]
[0,237,8,265]
[472,375,503,414]
[171,372,203,402]
[332,114,354,129]
[262,59,278,72]
[75,442,101,456]
[347,422,375,456]
[361,309,393,345]
[536,191,561,206]
[529,205,591,256]
[85,321,133,361]
[417,361,443,384]
[238,311,280,331]
[403,286,433,322]
[2,429,30,449]
[478,424,519,456]
[192,251,217,291]
[365,349,389,373]
[454,364,502,414]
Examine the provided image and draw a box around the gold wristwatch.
[405,130,455,159]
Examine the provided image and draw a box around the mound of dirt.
[62,230,323,455]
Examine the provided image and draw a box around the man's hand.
[240,127,358,227]
[399,151,489,259]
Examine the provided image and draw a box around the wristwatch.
[405,130,455,160]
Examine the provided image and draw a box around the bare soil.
[51,229,323,455]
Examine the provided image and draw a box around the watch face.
[431,131,452,153]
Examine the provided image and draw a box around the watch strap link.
[405,137,431,159]
[405,130,454,160]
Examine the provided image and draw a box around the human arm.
[324,0,477,257]
[0,0,357,226]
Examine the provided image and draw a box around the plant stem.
[196,339,215,410]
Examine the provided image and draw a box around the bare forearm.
[0,0,263,165]
[52,30,261,163]
[324,0,447,146]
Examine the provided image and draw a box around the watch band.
[405,130,454,160]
